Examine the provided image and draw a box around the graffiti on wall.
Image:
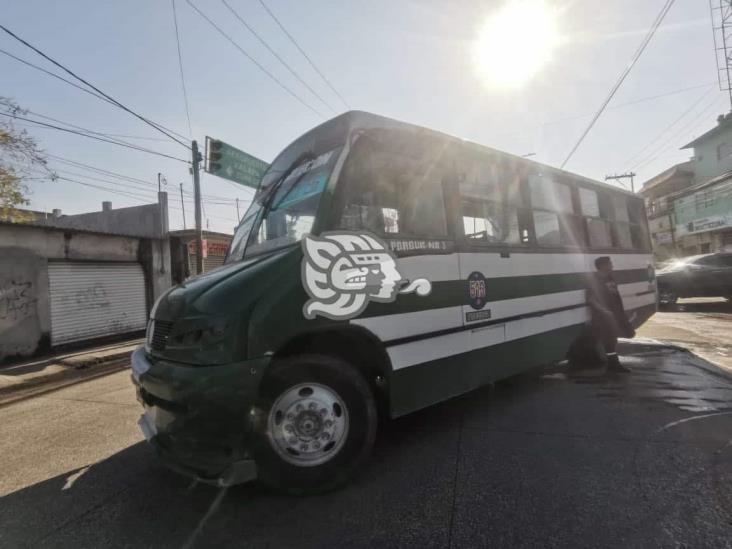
[0,279,37,322]
[0,277,39,360]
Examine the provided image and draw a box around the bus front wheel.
[253,354,377,495]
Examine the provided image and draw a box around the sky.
[1,0,726,234]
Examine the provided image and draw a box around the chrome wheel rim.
[267,382,349,467]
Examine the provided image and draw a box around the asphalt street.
[638,297,732,372]
[2,314,732,548]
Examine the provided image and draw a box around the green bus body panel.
[389,324,583,417]
[389,302,657,418]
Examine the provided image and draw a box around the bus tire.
[253,354,377,495]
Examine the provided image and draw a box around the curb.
[0,351,134,407]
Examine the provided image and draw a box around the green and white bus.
[131,111,656,494]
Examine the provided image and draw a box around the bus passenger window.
[587,218,612,248]
[529,175,573,212]
[336,135,448,237]
[579,188,600,217]
[532,211,561,246]
[614,222,633,248]
[627,198,650,250]
[462,200,504,242]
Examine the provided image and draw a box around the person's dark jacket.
[587,272,635,338]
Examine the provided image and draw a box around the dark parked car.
[656,252,732,305]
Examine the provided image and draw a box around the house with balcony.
[640,113,732,258]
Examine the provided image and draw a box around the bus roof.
[314,110,638,199]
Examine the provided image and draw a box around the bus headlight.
[168,318,230,348]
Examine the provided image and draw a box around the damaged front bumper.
[130,346,269,487]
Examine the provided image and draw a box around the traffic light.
[207,139,223,173]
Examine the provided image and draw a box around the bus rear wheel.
[253,354,377,495]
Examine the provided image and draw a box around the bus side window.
[457,156,527,245]
[528,174,574,247]
[581,188,612,249]
[336,136,448,237]
[627,197,650,250]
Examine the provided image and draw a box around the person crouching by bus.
[587,256,635,373]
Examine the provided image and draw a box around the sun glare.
[473,0,560,88]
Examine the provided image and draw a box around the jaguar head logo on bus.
[301,232,432,320]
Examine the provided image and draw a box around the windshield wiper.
[260,151,315,212]
[239,151,315,259]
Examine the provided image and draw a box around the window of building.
[717,142,732,161]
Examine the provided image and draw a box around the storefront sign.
[676,214,732,236]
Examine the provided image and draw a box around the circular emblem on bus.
[467,271,487,310]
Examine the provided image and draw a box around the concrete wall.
[692,129,732,181]
[0,223,171,363]
[0,248,49,362]
[39,193,169,239]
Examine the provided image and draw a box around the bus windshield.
[226,147,342,262]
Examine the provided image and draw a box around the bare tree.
[0,97,56,221]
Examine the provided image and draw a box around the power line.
[258,0,349,110]
[45,153,238,202]
[34,173,240,224]
[0,23,191,149]
[622,87,714,168]
[633,94,725,171]
[0,46,192,143]
[222,0,336,114]
[184,0,324,118]
[52,167,196,203]
[171,0,194,137]
[19,107,173,146]
[0,47,113,105]
[1,112,190,163]
[542,82,716,128]
[560,0,676,169]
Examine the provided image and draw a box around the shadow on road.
[3,343,732,548]
[0,397,473,548]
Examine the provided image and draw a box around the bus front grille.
[151,320,173,351]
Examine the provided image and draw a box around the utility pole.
[157,172,167,192]
[179,183,187,229]
[192,140,204,275]
[605,172,636,193]
[236,198,240,222]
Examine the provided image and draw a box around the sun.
[473,0,560,88]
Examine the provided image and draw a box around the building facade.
[169,229,232,284]
[640,113,732,258]
[0,194,171,363]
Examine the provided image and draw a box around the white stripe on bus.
[395,253,653,283]
[353,282,650,341]
[386,297,655,371]
[387,306,589,370]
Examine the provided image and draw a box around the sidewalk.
[0,338,142,406]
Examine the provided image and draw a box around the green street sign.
[205,136,269,189]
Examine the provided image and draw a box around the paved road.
[638,298,732,371]
[2,340,732,548]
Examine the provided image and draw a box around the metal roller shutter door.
[48,262,147,345]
